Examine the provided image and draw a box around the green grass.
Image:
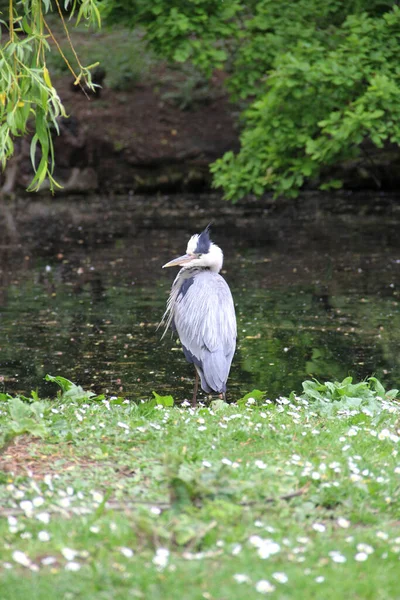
[0,378,400,599]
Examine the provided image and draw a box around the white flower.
[347,428,358,437]
[20,500,34,516]
[44,475,53,489]
[153,548,170,569]
[255,460,267,470]
[202,460,212,468]
[41,556,57,566]
[38,531,51,542]
[272,572,288,584]
[357,543,374,555]
[378,428,391,440]
[12,551,31,567]
[337,518,350,529]
[32,497,44,507]
[255,580,275,594]
[221,458,232,466]
[312,523,326,533]
[61,548,78,561]
[36,512,50,524]
[58,497,71,508]
[90,525,100,534]
[315,576,325,583]
[258,540,281,559]
[376,531,389,540]
[231,544,242,555]
[355,552,368,562]
[233,574,250,584]
[249,535,264,547]
[150,506,162,515]
[265,526,276,534]
[117,421,129,430]
[65,561,81,571]
[120,547,134,558]
[329,551,346,563]
[91,491,104,503]
[297,536,310,544]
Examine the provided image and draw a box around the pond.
[1,192,399,401]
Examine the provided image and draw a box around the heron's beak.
[162,254,194,268]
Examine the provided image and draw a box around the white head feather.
[186,234,223,273]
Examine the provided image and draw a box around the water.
[1,193,399,401]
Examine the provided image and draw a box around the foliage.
[160,64,218,111]
[238,389,266,406]
[104,0,400,199]
[46,26,155,91]
[0,0,101,191]
[0,376,400,597]
[298,376,399,416]
[151,391,174,407]
[44,373,104,401]
[236,377,400,415]
[1,397,47,445]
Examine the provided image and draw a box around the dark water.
[1,193,399,401]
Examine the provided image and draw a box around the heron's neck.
[179,266,206,277]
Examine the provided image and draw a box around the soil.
[1,69,240,196]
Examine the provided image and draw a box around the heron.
[161,227,237,406]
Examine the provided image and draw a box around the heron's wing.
[174,272,236,391]
[159,270,183,338]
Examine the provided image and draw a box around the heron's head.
[162,226,223,273]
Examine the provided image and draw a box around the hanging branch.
[0,0,102,193]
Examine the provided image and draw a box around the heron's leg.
[192,368,199,407]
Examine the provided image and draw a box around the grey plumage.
[161,228,236,403]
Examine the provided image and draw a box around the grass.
[0,377,400,599]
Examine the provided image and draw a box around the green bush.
[104,0,400,199]
[46,28,154,91]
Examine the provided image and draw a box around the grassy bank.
[0,377,399,599]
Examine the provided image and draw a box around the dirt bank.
[1,70,239,196]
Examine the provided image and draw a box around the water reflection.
[0,194,399,401]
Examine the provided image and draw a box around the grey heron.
[161,227,237,406]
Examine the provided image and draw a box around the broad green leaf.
[45,374,75,392]
[152,391,174,407]
[238,389,266,406]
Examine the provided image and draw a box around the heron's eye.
[197,254,203,258]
